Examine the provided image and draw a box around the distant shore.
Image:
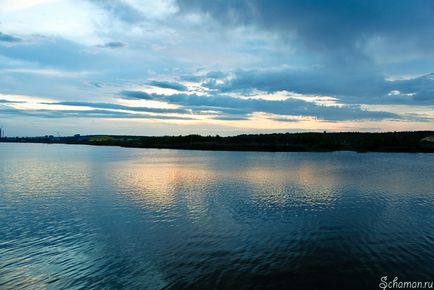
[1,131,434,153]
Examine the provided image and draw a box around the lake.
[0,143,433,289]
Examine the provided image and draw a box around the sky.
[0,0,433,136]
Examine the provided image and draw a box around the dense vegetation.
[2,131,434,152]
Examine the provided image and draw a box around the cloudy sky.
[0,0,433,136]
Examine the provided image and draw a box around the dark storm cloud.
[178,0,434,109]
[177,0,434,55]
[389,74,434,103]
[337,73,434,105]
[203,68,379,96]
[0,32,21,43]
[149,80,188,91]
[0,107,194,120]
[198,69,434,105]
[120,91,400,121]
[42,101,188,114]
[121,90,153,100]
[177,0,434,107]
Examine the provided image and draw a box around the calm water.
[0,143,433,289]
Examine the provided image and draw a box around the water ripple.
[0,144,433,289]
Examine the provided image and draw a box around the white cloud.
[0,0,109,44]
[388,90,401,96]
[1,68,93,77]
[0,0,59,12]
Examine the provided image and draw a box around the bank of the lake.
[1,131,434,153]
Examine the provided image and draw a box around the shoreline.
[1,131,434,153]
